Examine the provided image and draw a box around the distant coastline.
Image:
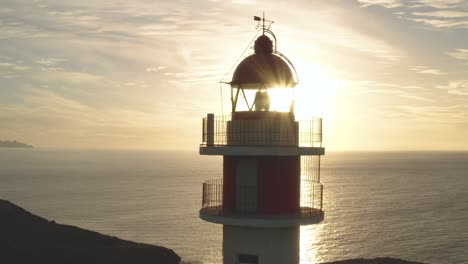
[0,140,33,148]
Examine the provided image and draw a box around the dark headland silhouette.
[0,199,428,264]
[0,199,180,264]
[324,258,426,264]
[0,140,33,148]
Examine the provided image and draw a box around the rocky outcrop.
[0,199,180,264]
[323,257,426,264]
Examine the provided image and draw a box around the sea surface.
[0,149,467,264]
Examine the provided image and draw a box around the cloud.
[358,0,402,8]
[345,80,433,101]
[417,69,444,74]
[0,62,29,71]
[231,0,256,4]
[410,0,467,9]
[447,49,468,60]
[411,18,468,29]
[145,66,165,72]
[412,11,468,18]
[389,1,468,30]
[346,80,425,90]
[35,58,66,66]
[311,25,405,64]
[375,104,467,122]
[356,0,467,61]
[437,80,468,95]
[0,7,14,13]
[1,0,467,150]
[409,65,444,74]
[0,88,190,148]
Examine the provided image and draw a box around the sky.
[0,0,467,150]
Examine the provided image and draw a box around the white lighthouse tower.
[199,16,325,264]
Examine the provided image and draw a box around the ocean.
[0,149,467,264]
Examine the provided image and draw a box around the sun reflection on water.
[300,224,324,264]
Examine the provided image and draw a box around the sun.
[293,63,340,120]
[268,88,295,112]
[267,63,339,116]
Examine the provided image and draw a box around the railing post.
[320,185,323,210]
[207,113,214,147]
[202,182,206,210]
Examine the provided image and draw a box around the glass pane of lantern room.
[233,89,257,112]
[233,88,294,112]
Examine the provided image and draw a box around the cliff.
[0,199,180,264]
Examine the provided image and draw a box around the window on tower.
[238,254,259,264]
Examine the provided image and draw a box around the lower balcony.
[200,179,324,227]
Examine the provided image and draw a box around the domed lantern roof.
[231,35,297,89]
[224,16,299,114]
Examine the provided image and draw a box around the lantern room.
[229,31,298,114]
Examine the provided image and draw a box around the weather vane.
[254,12,274,34]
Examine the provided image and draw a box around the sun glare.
[294,63,341,120]
[269,88,294,112]
[267,63,340,115]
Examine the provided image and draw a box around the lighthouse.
[199,16,324,264]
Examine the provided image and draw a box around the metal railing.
[301,156,321,183]
[300,180,323,214]
[201,115,322,147]
[202,178,223,210]
[201,179,323,217]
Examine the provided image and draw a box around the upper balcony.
[200,113,324,156]
[200,179,324,227]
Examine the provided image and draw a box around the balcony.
[200,179,324,227]
[200,115,324,156]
